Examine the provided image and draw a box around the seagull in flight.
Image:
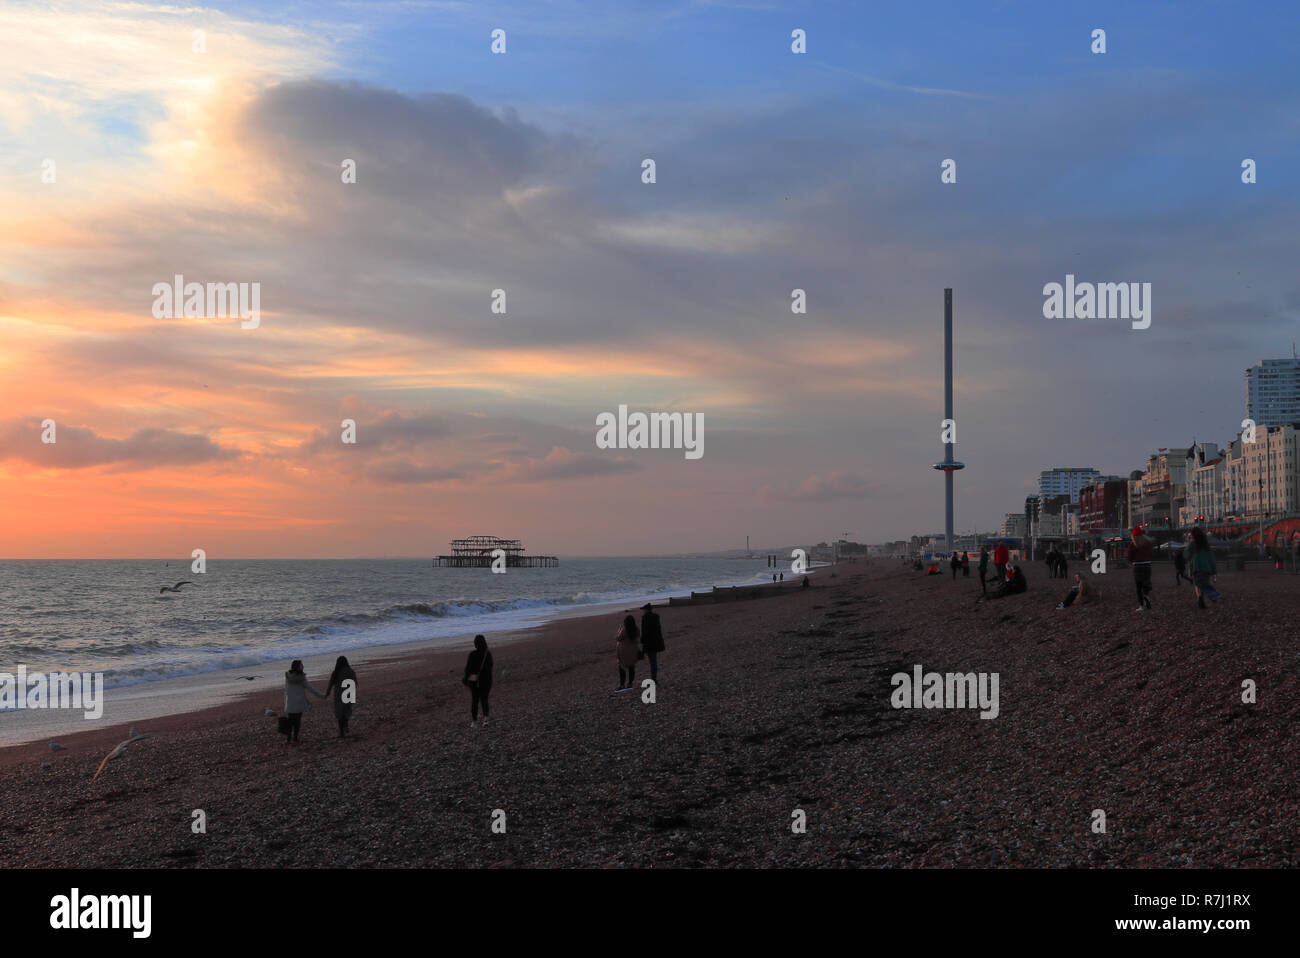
[159,581,197,594]
[93,733,158,780]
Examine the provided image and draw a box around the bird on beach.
[264,707,277,716]
[159,581,196,594]
[48,741,66,752]
[93,733,158,781]
[129,727,138,738]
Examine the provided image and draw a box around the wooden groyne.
[667,581,811,607]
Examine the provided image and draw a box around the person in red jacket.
[1127,526,1154,611]
[993,542,1010,582]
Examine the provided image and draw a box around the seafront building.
[924,355,1300,556]
[1243,424,1300,515]
[1037,467,1100,503]
[1182,453,1226,526]
[1245,358,1300,427]
[1078,477,1128,532]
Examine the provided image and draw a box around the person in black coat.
[462,634,493,727]
[640,603,665,682]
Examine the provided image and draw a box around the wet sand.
[1,560,1294,868]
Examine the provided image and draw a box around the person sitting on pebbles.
[982,563,1027,600]
[1055,572,1097,609]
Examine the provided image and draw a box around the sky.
[1,0,1298,557]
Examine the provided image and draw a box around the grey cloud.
[0,419,238,469]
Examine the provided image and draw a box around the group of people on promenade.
[277,603,672,740]
[924,527,1225,613]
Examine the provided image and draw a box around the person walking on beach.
[322,655,357,738]
[1173,545,1190,585]
[1058,551,1068,580]
[615,614,640,691]
[640,603,664,683]
[978,546,989,594]
[1188,528,1223,609]
[993,541,1009,582]
[462,634,493,726]
[1127,526,1154,611]
[283,660,325,744]
[1045,548,1057,579]
[949,552,960,580]
[960,552,970,577]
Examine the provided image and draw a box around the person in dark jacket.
[978,546,990,594]
[1173,544,1190,585]
[640,603,665,682]
[1127,527,1154,611]
[1188,528,1222,609]
[949,552,960,580]
[322,655,357,738]
[462,634,493,726]
[960,552,970,577]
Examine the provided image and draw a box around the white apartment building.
[1037,467,1101,503]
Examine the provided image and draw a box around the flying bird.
[93,733,158,781]
[159,581,196,593]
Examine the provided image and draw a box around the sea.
[0,557,790,694]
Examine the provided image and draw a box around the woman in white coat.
[283,659,325,744]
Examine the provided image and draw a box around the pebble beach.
[1,560,1294,868]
